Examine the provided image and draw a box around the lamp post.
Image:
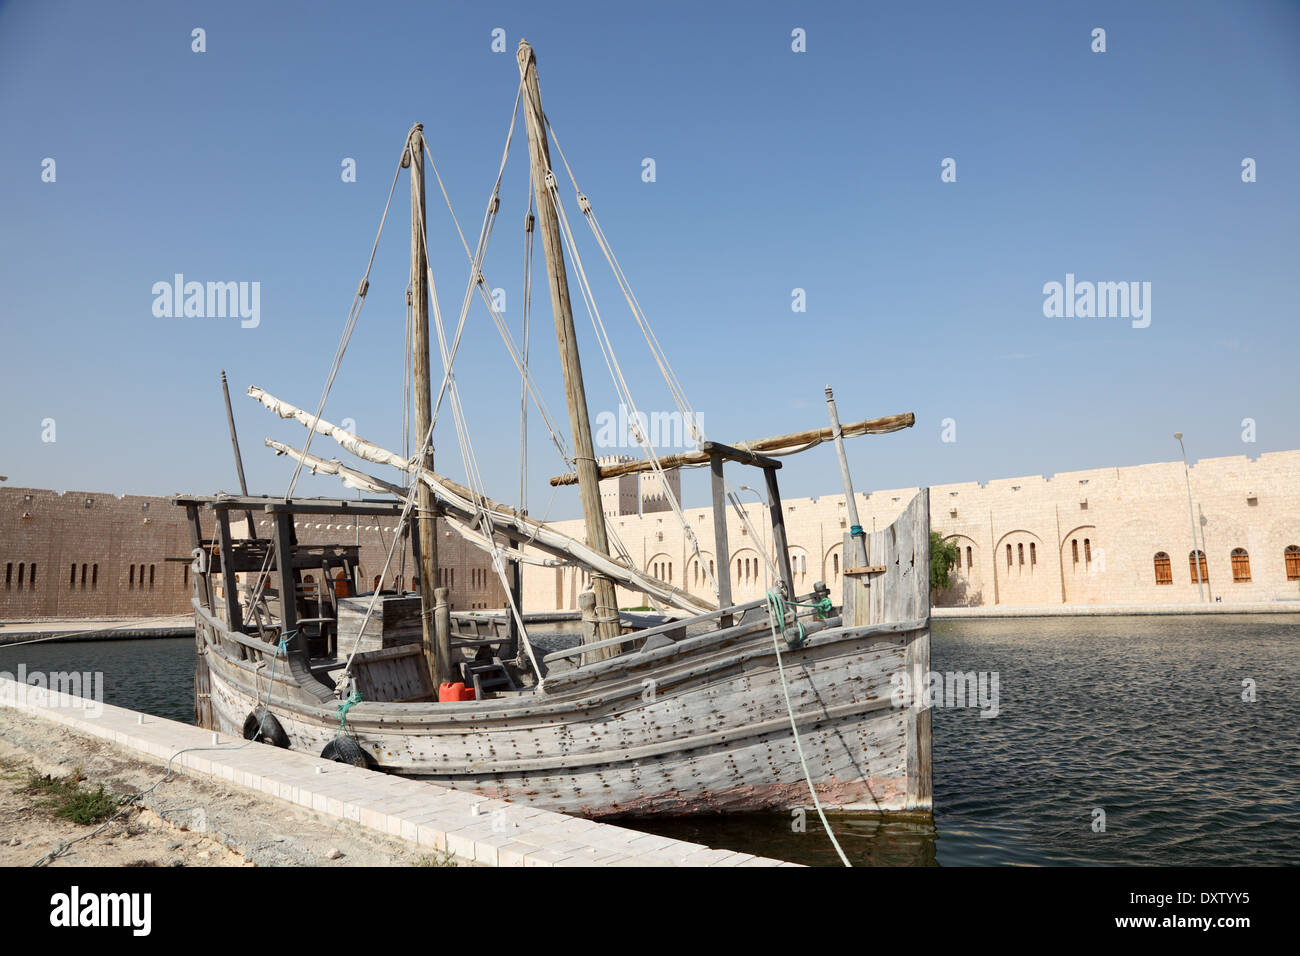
[738,484,768,590]
[1174,433,1206,601]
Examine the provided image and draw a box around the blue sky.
[1,0,1296,518]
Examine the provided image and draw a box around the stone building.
[0,488,504,619]
[522,450,1300,611]
[6,450,1297,621]
[597,454,681,518]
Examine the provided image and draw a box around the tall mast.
[516,39,619,659]
[406,123,451,688]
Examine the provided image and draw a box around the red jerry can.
[438,682,476,702]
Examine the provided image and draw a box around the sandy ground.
[0,708,453,866]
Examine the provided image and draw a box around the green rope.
[336,690,362,736]
[766,589,807,648]
[787,595,834,621]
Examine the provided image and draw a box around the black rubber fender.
[321,736,376,769]
[242,708,290,748]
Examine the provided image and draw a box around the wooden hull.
[193,493,933,818]
[200,609,927,816]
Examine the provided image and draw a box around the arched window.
[1006,544,1012,568]
[966,546,973,569]
[4,563,11,589]
[1071,539,1079,565]
[183,564,189,587]
[1083,539,1091,564]
[69,563,76,587]
[16,563,24,589]
[129,565,135,589]
[1153,552,1172,585]
[1017,543,1024,566]
[954,547,961,570]
[91,564,97,589]
[1189,550,1208,585]
[1029,543,1036,566]
[1286,545,1300,582]
[1231,548,1251,583]
[81,564,88,588]
[149,564,155,589]
[29,563,37,588]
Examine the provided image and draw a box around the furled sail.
[250,386,714,614]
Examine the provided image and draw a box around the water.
[0,636,196,724]
[646,615,1300,866]
[3,616,1296,866]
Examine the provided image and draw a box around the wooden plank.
[179,495,405,516]
[844,490,932,810]
[541,597,768,663]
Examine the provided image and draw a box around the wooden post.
[762,466,796,598]
[271,511,298,643]
[504,536,522,663]
[578,590,599,667]
[220,370,257,536]
[517,39,619,660]
[434,587,453,693]
[825,386,868,567]
[407,123,449,688]
[214,507,243,632]
[184,504,210,610]
[709,454,733,628]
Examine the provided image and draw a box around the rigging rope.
[520,192,534,514]
[765,590,851,867]
[411,125,548,688]
[528,129,720,601]
[240,143,410,617]
[538,108,787,592]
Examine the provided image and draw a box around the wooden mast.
[406,123,451,690]
[516,39,619,660]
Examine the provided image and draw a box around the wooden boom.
[548,412,915,486]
